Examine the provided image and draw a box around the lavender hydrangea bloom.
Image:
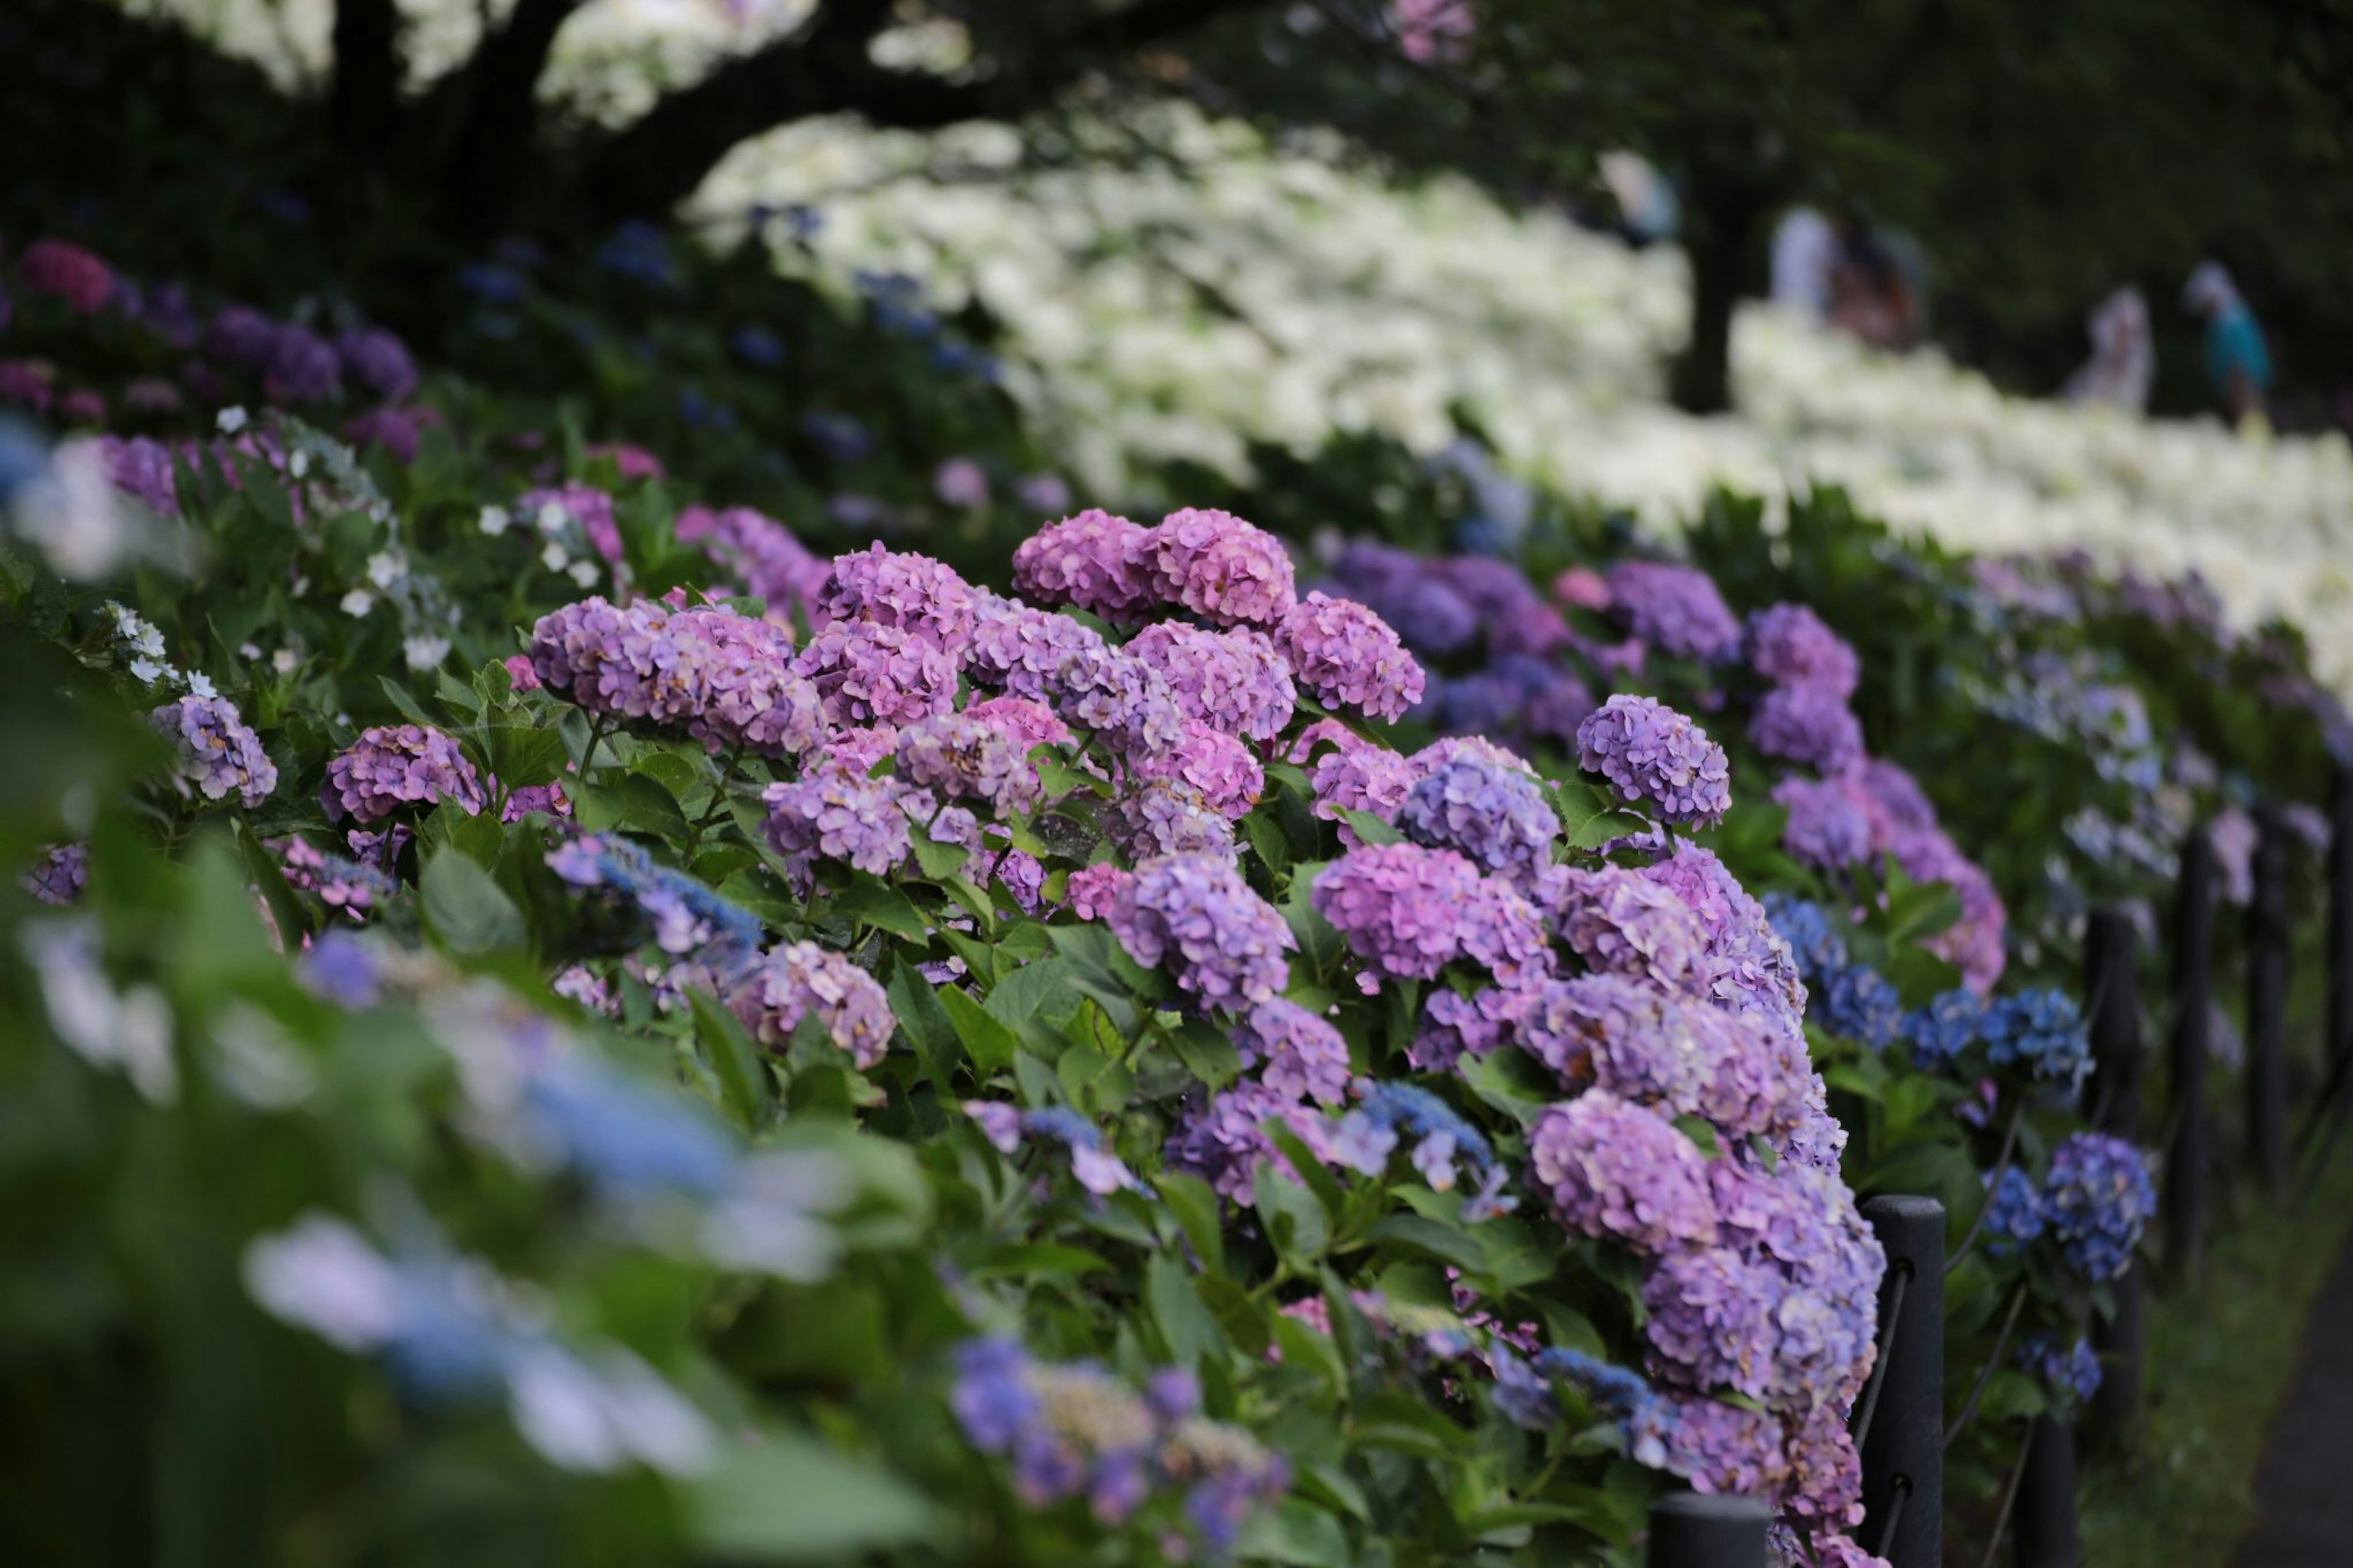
[1395,746,1559,885]
[1548,865,1708,992]
[895,713,1042,817]
[963,591,1105,699]
[817,543,978,651]
[1577,695,1732,827]
[1606,561,1742,662]
[1164,1080,1336,1203]
[1278,591,1426,722]
[1772,775,1873,871]
[1113,776,1238,860]
[1134,720,1264,820]
[726,942,893,1066]
[675,504,835,623]
[528,597,645,714]
[1146,508,1297,627]
[1108,854,1294,1012]
[2044,1133,2155,1282]
[1235,999,1352,1106]
[322,725,488,824]
[151,694,278,807]
[547,833,765,964]
[962,694,1075,757]
[95,435,179,515]
[1045,645,1183,756]
[26,844,87,905]
[1529,1092,1718,1252]
[1329,542,1477,655]
[1129,621,1296,740]
[1749,683,1866,775]
[1010,509,1156,621]
[672,609,824,757]
[1435,556,1571,657]
[1408,985,1523,1072]
[1630,1392,1792,1502]
[1746,604,1861,696]
[1308,739,1417,847]
[334,327,420,403]
[1335,1081,1514,1214]
[1639,843,1808,1033]
[1310,843,1491,988]
[263,324,343,403]
[1063,863,1132,922]
[965,1102,1140,1194]
[761,773,913,875]
[1517,975,1808,1140]
[795,619,959,729]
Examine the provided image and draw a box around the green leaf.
[689,990,771,1133]
[1156,1170,1227,1275]
[1350,1391,1471,1458]
[376,673,438,728]
[1672,1115,1723,1157]
[1239,1500,1351,1567]
[835,881,931,942]
[909,832,971,881]
[483,722,570,792]
[983,956,1080,1030]
[887,964,964,1089]
[686,1433,943,1560]
[939,986,1021,1076]
[971,1243,1115,1279]
[1365,1214,1487,1273]
[419,847,526,956]
[1146,1254,1227,1368]
[1338,808,1403,846]
[1167,1018,1243,1091]
[573,770,691,841]
[1256,1170,1331,1263]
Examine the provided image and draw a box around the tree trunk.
[1670,165,1776,416]
[431,0,580,247]
[328,0,401,167]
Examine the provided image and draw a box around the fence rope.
[1944,1284,2028,1451]
[1847,1261,1911,1453]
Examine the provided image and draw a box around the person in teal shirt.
[2182,262,2273,422]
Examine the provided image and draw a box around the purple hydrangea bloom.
[795,619,959,729]
[1334,1080,1513,1213]
[1306,737,1417,847]
[2044,1132,2155,1282]
[1328,542,1477,656]
[1517,975,1809,1140]
[761,772,913,875]
[1063,863,1131,922]
[895,712,1041,817]
[1164,1080,1336,1203]
[1310,843,1492,988]
[1773,775,1873,871]
[1134,719,1262,820]
[1146,509,1297,628]
[1749,683,1866,775]
[323,725,488,824]
[520,482,623,565]
[1395,745,1559,885]
[1107,854,1295,1012]
[1606,560,1742,662]
[1629,1392,1792,1502]
[964,1102,1140,1195]
[1529,1091,1718,1252]
[1010,509,1156,621]
[963,590,1105,699]
[727,941,893,1067]
[26,844,86,905]
[1435,556,1572,657]
[1237,998,1352,1106]
[547,833,764,962]
[206,303,279,369]
[1278,591,1426,722]
[1637,842,1808,1034]
[814,724,900,780]
[1577,695,1732,827]
[670,608,824,757]
[151,694,277,807]
[1746,604,1860,695]
[94,435,179,515]
[1547,865,1708,991]
[962,694,1075,757]
[675,504,835,623]
[817,542,978,651]
[1112,776,1238,860]
[1045,645,1183,756]
[1129,621,1296,740]
[334,327,420,403]
[263,324,343,403]
[1408,985,1522,1072]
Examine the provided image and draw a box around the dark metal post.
[2329,764,2353,1071]
[2012,1415,2079,1568]
[2167,827,2213,1279]
[1858,1195,1943,1568]
[2089,1260,2146,1449]
[2083,908,2142,1135]
[2248,801,2292,1197]
[1648,1492,1769,1568]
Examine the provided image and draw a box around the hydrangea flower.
[1128,621,1295,740]
[1772,775,1872,871]
[1134,720,1263,820]
[323,725,487,824]
[1334,1081,1514,1216]
[1547,865,1708,991]
[1434,556,1571,656]
[762,772,914,876]
[1984,988,2091,1084]
[334,327,420,404]
[1146,508,1297,627]
[1408,985,1522,1072]
[1010,509,1156,621]
[19,238,113,312]
[1746,604,1861,695]
[1979,1167,2047,1252]
[675,504,834,622]
[962,694,1075,757]
[2018,1335,2103,1410]
[963,591,1105,699]
[1395,746,1558,885]
[1107,854,1294,1012]
[728,942,894,1067]
[93,435,179,515]
[1577,695,1732,827]
[795,619,960,729]
[895,713,1042,817]
[672,609,824,757]
[548,834,764,964]
[1063,863,1132,922]
[151,694,278,807]
[1749,683,1866,775]
[1310,843,1492,988]
[1640,843,1808,1033]
[1605,561,1742,661]
[520,482,623,565]
[2044,1133,2154,1281]
[1113,776,1238,860]
[1045,645,1183,757]
[1901,988,1987,1072]
[1529,1091,1718,1252]
[26,844,87,906]
[965,1103,1140,1194]
[817,543,977,651]
[1236,999,1352,1106]
[1307,738,1417,846]
[1278,592,1425,721]
[1328,541,1477,656]
[1517,975,1809,1140]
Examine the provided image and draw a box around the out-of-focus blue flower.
[1984,988,2091,1086]
[1902,988,1986,1072]
[1980,1166,2045,1253]
[458,263,529,307]
[729,326,786,368]
[596,222,681,289]
[519,1058,738,1202]
[2018,1334,2102,1409]
[800,411,876,461]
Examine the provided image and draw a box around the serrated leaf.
[420,847,525,956]
[834,881,931,942]
[1338,808,1403,846]
[689,990,771,1132]
[939,985,1021,1075]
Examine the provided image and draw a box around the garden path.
[2235,1234,2353,1567]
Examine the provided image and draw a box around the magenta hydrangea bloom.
[1011,509,1156,621]
[1146,509,1297,627]
[795,619,959,729]
[1278,592,1425,722]
[1113,776,1238,860]
[1528,1091,1718,1252]
[813,724,900,780]
[670,608,822,757]
[1395,744,1558,885]
[1236,998,1352,1107]
[1548,865,1708,991]
[1605,560,1742,662]
[961,694,1074,756]
[334,327,420,404]
[727,941,894,1067]
[761,772,912,875]
[1309,743,1417,847]
[1135,719,1263,820]
[1107,854,1295,1012]
[322,725,488,824]
[1749,683,1865,774]
[675,504,835,623]
[817,542,978,652]
[1129,621,1296,740]
[1577,694,1732,827]
[1063,863,1132,922]
[26,844,87,906]
[18,239,113,312]
[895,712,1041,817]
[151,695,277,807]
[1044,645,1183,757]
[963,590,1105,699]
[1310,843,1492,988]
[1773,775,1872,871]
[1746,604,1860,696]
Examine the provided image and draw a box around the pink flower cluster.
[322,725,487,824]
